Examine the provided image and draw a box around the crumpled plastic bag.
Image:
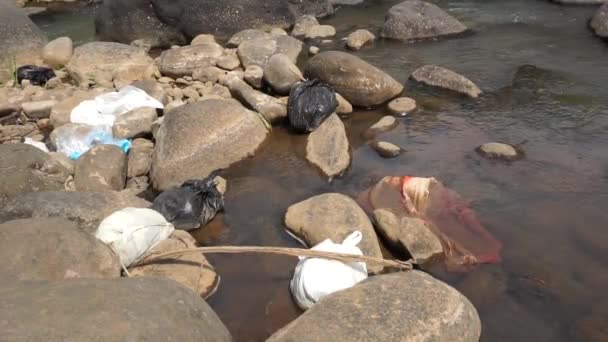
[151,171,224,231]
[70,86,163,127]
[95,207,175,268]
[53,125,131,160]
[290,231,368,310]
[287,79,337,133]
[359,176,502,271]
[17,65,55,86]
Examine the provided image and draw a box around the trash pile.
[359,176,503,271]
[17,65,55,86]
[151,171,225,231]
[54,125,131,160]
[287,79,337,133]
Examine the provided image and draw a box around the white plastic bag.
[53,125,131,160]
[24,137,49,153]
[290,231,368,310]
[95,207,175,268]
[70,86,163,127]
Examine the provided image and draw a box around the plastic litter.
[70,86,163,127]
[95,207,175,268]
[23,137,49,153]
[53,125,131,160]
[358,176,503,271]
[17,65,55,86]
[287,79,338,133]
[290,231,368,310]
[151,171,224,231]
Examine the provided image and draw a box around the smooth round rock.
[476,142,520,160]
[387,97,417,115]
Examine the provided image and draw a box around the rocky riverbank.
[1,0,607,340]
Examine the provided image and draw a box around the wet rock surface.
[591,3,608,38]
[306,114,351,178]
[411,65,482,98]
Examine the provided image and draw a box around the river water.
[33,1,608,341]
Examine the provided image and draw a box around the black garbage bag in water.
[287,79,338,133]
[17,65,56,86]
[151,171,224,231]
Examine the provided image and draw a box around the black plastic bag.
[287,79,338,133]
[150,171,224,231]
[17,65,55,86]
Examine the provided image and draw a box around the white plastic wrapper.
[70,86,163,127]
[290,231,368,310]
[95,207,174,268]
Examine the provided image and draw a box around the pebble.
[157,77,174,84]
[309,46,320,55]
[346,29,376,50]
[363,116,398,138]
[182,87,200,100]
[371,141,402,158]
[387,97,417,115]
[476,142,521,160]
[21,100,57,119]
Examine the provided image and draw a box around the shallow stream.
[33,1,608,340]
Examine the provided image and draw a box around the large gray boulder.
[151,99,269,191]
[380,0,467,41]
[95,0,333,46]
[0,144,65,198]
[304,51,403,107]
[0,0,47,82]
[284,192,384,274]
[0,218,120,286]
[66,42,156,88]
[591,3,608,39]
[95,0,187,48]
[268,271,481,342]
[0,191,150,232]
[0,277,232,342]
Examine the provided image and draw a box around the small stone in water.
[388,97,416,115]
[371,141,402,158]
[363,116,398,139]
[309,46,320,55]
[476,142,521,160]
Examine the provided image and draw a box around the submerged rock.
[380,0,467,41]
[363,115,398,138]
[74,145,128,192]
[591,3,608,39]
[284,192,384,274]
[0,278,232,341]
[371,141,402,158]
[0,218,120,286]
[0,191,150,232]
[374,209,443,264]
[151,99,268,191]
[411,65,482,98]
[305,51,403,107]
[267,271,481,342]
[476,142,522,161]
[306,114,351,178]
[346,29,376,50]
[129,230,219,298]
[387,97,417,114]
[67,42,156,88]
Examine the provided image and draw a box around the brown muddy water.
[33,0,608,341]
